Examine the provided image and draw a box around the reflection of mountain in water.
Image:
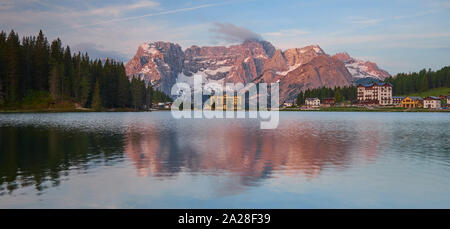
[123,120,367,188]
[1,114,410,196]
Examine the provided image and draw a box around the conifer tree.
[91,80,102,111]
[5,30,21,103]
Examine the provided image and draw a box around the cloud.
[263,29,309,38]
[209,22,262,43]
[71,42,128,62]
[66,2,225,30]
[0,0,14,10]
[88,1,160,17]
[347,17,384,27]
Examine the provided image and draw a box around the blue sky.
[1,0,450,74]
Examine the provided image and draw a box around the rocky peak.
[331,52,391,80]
[283,45,324,67]
[332,52,352,62]
[126,41,184,94]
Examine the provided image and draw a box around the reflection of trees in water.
[0,126,125,195]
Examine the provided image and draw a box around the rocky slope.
[253,45,353,102]
[126,40,389,102]
[332,52,391,80]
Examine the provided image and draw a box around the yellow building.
[401,96,423,108]
[207,94,243,110]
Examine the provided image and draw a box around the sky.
[1,0,450,74]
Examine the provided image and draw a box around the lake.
[0,111,449,208]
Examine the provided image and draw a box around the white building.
[357,82,393,105]
[283,100,295,108]
[305,98,320,108]
[423,96,441,109]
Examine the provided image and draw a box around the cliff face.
[257,46,353,101]
[182,40,273,84]
[125,41,184,95]
[125,40,388,102]
[332,52,391,80]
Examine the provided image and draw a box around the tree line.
[384,67,450,95]
[296,86,357,106]
[0,30,171,110]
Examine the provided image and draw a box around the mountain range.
[125,40,390,102]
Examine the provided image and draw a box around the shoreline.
[0,107,143,113]
[1,107,449,113]
[280,107,450,112]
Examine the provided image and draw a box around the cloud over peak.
[209,22,263,43]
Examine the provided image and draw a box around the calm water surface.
[0,111,449,208]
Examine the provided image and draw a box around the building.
[357,82,393,105]
[282,100,295,108]
[401,96,423,108]
[305,98,320,108]
[157,102,166,109]
[206,94,243,110]
[423,96,441,109]
[164,102,172,109]
[392,96,405,106]
[321,98,335,107]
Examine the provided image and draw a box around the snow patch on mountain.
[332,52,391,80]
[204,66,233,75]
[276,63,301,76]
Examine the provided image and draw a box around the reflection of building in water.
[205,94,242,110]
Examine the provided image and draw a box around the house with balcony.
[392,96,405,106]
[401,96,423,108]
[423,96,441,109]
[357,82,393,106]
[305,98,320,108]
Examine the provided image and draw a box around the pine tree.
[117,65,131,108]
[91,80,102,111]
[0,31,6,105]
[78,54,91,107]
[49,39,64,101]
[334,88,343,103]
[34,30,49,91]
[296,91,304,106]
[48,61,60,100]
[5,30,21,103]
[145,85,153,108]
[130,77,145,110]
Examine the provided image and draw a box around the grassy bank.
[0,91,149,113]
[400,87,449,97]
